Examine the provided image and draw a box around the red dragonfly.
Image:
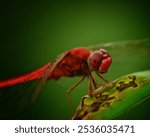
[0,47,112,118]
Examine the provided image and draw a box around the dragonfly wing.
[0,64,51,119]
[0,79,42,119]
[0,52,69,119]
[88,38,150,51]
[31,51,69,103]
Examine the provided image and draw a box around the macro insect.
[0,47,112,116]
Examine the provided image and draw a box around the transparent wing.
[0,52,68,119]
[87,38,150,51]
[0,79,43,119]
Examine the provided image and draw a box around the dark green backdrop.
[1,0,150,119]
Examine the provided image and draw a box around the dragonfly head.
[87,49,112,73]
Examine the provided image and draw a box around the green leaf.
[72,70,150,120]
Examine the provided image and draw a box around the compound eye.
[88,51,103,70]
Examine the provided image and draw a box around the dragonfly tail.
[0,63,51,89]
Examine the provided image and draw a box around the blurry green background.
[1,0,150,119]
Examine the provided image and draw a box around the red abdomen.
[0,64,50,88]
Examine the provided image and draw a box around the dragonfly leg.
[88,76,93,95]
[96,71,108,82]
[66,76,86,94]
[89,72,98,89]
[67,93,75,113]
[88,72,99,95]
[66,76,86,113]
